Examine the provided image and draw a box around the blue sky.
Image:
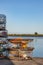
[0,0,43,34]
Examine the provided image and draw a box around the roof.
[8,38,33,44]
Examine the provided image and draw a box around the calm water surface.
[8,36,43,57]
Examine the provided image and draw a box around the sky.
[0,0,43,34]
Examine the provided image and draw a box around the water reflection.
[32,37,43,57]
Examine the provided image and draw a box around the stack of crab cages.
[0,14,8,58]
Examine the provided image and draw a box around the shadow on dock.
[0,58,15,65]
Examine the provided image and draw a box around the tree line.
[8,32,43,37]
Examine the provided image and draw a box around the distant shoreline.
[8,34,43,37]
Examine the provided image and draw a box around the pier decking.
[0,58,43,65]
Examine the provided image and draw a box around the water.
[8,36,43,57]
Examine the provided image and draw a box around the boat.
[8,38,33,49]
[7,38,34,59]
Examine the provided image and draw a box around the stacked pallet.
[0,14,8,58]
